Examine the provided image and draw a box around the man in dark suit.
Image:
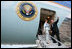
[50,17,61,46]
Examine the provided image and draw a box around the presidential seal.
[16,1,38,21]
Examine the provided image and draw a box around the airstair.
[36,26,67,48]
[36,35,67,48]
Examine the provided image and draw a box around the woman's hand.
[49,30,52,35]
[51,31,52,33]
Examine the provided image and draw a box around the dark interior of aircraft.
[36,8,56,38]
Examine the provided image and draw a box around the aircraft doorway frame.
[37,8,56,36]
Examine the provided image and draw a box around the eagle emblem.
[16,1,38,21]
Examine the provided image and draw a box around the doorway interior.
[37,8,56,35]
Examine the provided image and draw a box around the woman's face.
[51,20,54,23]
[45,19,48,22]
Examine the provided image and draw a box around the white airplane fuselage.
[1,1,71,44]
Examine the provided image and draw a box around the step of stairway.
[36,35,67,48]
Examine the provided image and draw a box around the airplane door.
[37,8,56,35]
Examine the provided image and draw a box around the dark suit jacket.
[51,18,59,34]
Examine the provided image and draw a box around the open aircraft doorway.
[37,8,56,36]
